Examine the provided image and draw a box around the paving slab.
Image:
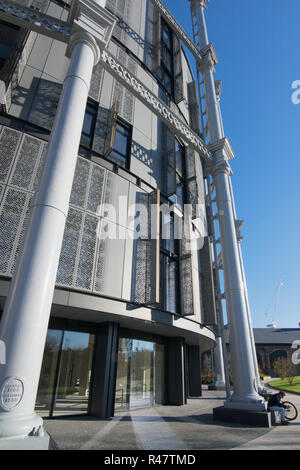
[41,380,300,451]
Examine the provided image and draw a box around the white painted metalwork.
[189,0,265,411]
[100,49,211,160]
[0,0,71,41]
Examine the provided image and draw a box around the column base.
[0,412,43,439]
[215,380,226,390]
[224,393,266,412]
[0,432,51,450]
[213,406,271,427]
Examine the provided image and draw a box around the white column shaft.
[214,169,257,399]
[0,33,99,438]
[214,337,226,387]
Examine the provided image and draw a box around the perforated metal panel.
[132,238,149,304]
[10,134,45,191]
[94,229,106,294]
[32,142,48,192]
[0,187,30,275]
[10,193,33,275]
[180,256,194,316]
[56,208,83,287]
[112,47,136,124]
[179,217,195,316]
[70,158,91,209]
[89,63,104,102]
[75,214,98,291]
[0,127,22,184]
[0,184,4,204]
[0,124,162,307]
[131,190,159,305]
[87,164,106,214]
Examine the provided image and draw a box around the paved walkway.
[44,383,300,451]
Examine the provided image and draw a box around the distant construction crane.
[265,278,283,328]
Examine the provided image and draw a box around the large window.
[79,101,132,170]
[0,20,21,72]
[167,138,186,211]
[160,20,173,96]
[160,209,180,314]
[35,329,95,417]
[153,16,183,103]
[79,101,98,158]
[109,119,131,169]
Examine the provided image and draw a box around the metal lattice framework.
[0,0,71,40]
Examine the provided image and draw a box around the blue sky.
[164,0,300,328]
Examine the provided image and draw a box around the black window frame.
[79,100,98,159]
[157,18,174,98]
[167,137,187,211]
[107,117,132,171]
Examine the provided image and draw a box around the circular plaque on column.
[0,377,24,411]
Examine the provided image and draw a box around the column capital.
[207,137,234,176]
[199,42,218,71]
[67,30,101,64]
[67,0,116,58]
[189,0,211,9]
[208,136,234,158]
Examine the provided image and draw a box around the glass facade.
[35,329,95,417]
[115,337,165,412]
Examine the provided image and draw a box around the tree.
[273,356,296,385]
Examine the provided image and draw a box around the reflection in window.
[35,329,95,417]
[167,138,186,211]
[115,337,165,411]
[158,20,173,96]
[0,20,21,70]
[79,102,98,158]
[0,43,11,69]
[160,211,180,314]
[109,121,131,169]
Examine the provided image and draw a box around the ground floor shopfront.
[34,317,206,420]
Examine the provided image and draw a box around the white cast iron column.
[0,1,115,439]
[214,337,226,388]
[191,0,265,410]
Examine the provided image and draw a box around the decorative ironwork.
[0,0,71,41]
[101,49,211,161]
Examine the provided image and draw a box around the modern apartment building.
[0,0,266,446]
[0,0,219,421]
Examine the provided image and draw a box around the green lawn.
[268,376,300,395]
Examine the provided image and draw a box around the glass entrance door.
[129,340,154,409]
[114,337,165,412]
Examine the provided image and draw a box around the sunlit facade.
[0,0,217,420]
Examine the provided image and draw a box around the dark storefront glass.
[35,330,95,417]
[115,337,165,412]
